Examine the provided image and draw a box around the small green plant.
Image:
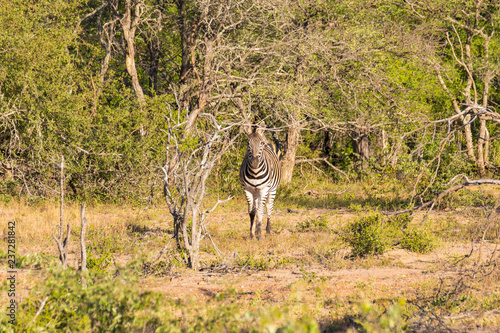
[87,249,114,273]
[387,213,412,230]
[296,216,329,233]
[86,228,126,273]
[300,269,328,283]
[350,299,407,333]
[343,213,389,257]
[401,227,437,254]
[236,255,295,271]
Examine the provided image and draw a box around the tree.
[161,110,238,270]
[0,0,89,197]
[405,0,500,175]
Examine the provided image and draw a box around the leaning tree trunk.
[281,122,301,184]
[120,0,145,105]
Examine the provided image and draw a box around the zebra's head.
[246,125,265,169]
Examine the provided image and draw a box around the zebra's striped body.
[240,126,281,239]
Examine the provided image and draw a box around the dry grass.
[1,184,500,331]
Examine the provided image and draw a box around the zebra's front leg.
[249,209,256,239]
[244,190,257,239]
[265,188,277,235]
[255,192,268,239]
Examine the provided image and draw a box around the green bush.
[343,213,389,257]
[387,213,412,231]
[350,299,407,333]
[401,227,437,254]
[1,268,162,332]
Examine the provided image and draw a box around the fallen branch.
[385,178,500,223]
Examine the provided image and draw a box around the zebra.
[240,125,282,239]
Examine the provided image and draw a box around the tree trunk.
[93,8,116,114]
[477,118,486,175]
[281,122,301,184]
[176,0,190,84]
[322,130,334,157]
[353,131,370,170]
[478,35,493,175]
[463,115,476,161]
[120,0,145,104]
[176,0,191,114]
[463,29,477,162]
[353,135,370,160]
[484,127,490,165]
[184,39,213,135]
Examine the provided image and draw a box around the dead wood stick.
[59,156,64,239]
[201,225,224,258]
[156,235,175,262]
[52,156,71,269]
[31,295,49,325]
[80,204,88,273]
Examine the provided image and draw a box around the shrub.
[2,268,163,332]
[350,299,407,333]
[343,213,389,257]
[401,227,437,254]
[0,267,321,333]
[86,228,125,273]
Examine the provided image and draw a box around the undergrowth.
[0,267,321,333]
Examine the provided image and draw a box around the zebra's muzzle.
[249,157,260,169]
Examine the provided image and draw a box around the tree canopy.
[1,0,499,201]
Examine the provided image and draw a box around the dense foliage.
[1,0,499,202]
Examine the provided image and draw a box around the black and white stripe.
[240,126,281,239]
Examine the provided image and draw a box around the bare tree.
[386,105,500,220]
[174,0,297,136]
[161,110,239,270]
